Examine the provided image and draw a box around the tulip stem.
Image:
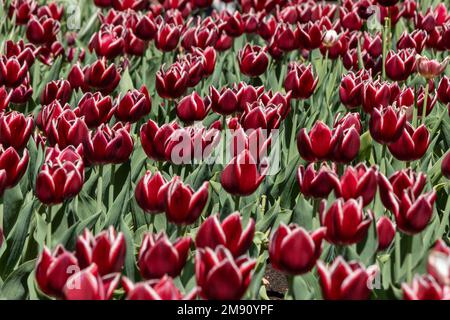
[0,199,3,230]
[403,234,414,283]
[234,195,241,211]
[287,105,299,163]
[395,232,401,282]
[46,206,53,247]
[382,17,388,80]
[97,165,103,213]
[286,275,295,299]
[108,164,115,210]
[421,81,429,125]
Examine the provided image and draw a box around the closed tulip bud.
[196,212,255,257]
[397,30,426,53]
[176,91,209,123]
[385,49,416,81]
[376,216,396,251]
[135,13,157,40]
[237,44,269,78]
[362,80,401,114]
[37,2,63,20]
[138,232,191,279]
[0,56,28,88]
[240,101,281,132]
[320,198,373,245]
[297,163,339,199]
[123,275,197,300]
[270,223,326,275]
[135,171,168,214]
[221,149,266,196]
[317,257,379,300]
[273,23,298,52]
[26,16,59,45]
[84,59,121,95]
[41,79,72,105]
[0,111,34,150]
[64,264,120,300]
[339,8,363,31]
[209,86,239,115]
[437,76,450,104]
[164,177,209,225]
[369,105,406,144]
[388,123,429,161]
[427,240,450,286]
[194,47,216,76]
[35,245,79,298]
[115,85,151,123]
[284,62,318,99]
[140,119,180,161]
[335,164,378,206]
[333,126,360,163]
[297,121,337,162]
[0,145,29,188]
[74,92,114,128]
[195,246,255,300]
[257,15,276,40]
[297,22,322,50]
[88,24,125,59]
[155,23,181,52]
[403,275,450,300]
[442,152,450,179]
[397,87,415,108]
[156,63,189,99]
[75,226,126,276]
[215,33,233,51]
[67,63,85,90]
[47,110,89,149]
[416,56,449,79]
[339,70,370,110]
[223,11,244,37]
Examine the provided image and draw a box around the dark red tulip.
[0,145,29,188]
[214,33,233,51]
[385,49,416,81]
[4,39,36,67]
[257,15,277,40]
[270,223,326,275]
[64,264,120,300]
[427,240,450,286]
[237,44,269,78]
[416,56,449,79]
[35,245,79,298]
[334,112,362,133]
[209,86,239,115]
[339,8,363,31]
[41,79,72,105]
[0,56,28,88]
[181,53,207,88]
[9,0,37,25]
[196,212,255,257]
[232,82,263,111]
[221,149,266,196]
[112,0,146,10]
[195,246,255,300]
[223,11,244,37]
[135,171,168,214]
[9,80,32,104]
[332,125,360,163]
[37,100,69,134]
[297,121,337,162]
[376,216,396,251]
[413,86,438,119]
[122,275,197,300]
[297,163,339,199]
[37,2,63,20]
[74,92,114,128]
[227,127,271,163]
[75,226,126,276]
[155,23,181,52]
[339,70,370,110]
[164,177,209,225]
[273,23,298,52]
[0,111,34,150]
[140,119,180,161]
[260,90,291,118]
[335,164,378,206]
[297,21,322,50]
[176,91,209,123]
[284,63,318,99]
[135,13,157,40]
[156,63,189,99]
[47,110,89,149]
[26,16,59,46]
[317,257,378,300]
[388,123,430,161]
[397,30,426,53]
[240,101,281,132]
[84,59,121,95]
[403,275,450,300]
[442,152,450,179]
[86,123,133,165]
[242,11,258,34]
[67,63,85,91]
[369,105,406,144]
[115,85,151,123]
[194,47,216,76]
[138,232,191,279]
[183,24,219,50]
[44,144,83,163]
[320,198,373,245]
[88,24,125,59]
[362,80,401,114]
[0,87,11,111]
[437,76,450,104]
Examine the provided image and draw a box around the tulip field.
[0,0,449,301]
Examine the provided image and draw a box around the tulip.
[414,86,438,118]
[115,85,151,123]
[242,11,258,33]
[194,47,216,76]
[427,240,450,287]
[0,145,29,188]
[164,177,209,225]
[37,2,63,20]
[320,198,373,245]
[437,76,450,104]
[228,127,271,163]
[284,62,318,99]
[44,144,83,163]
[221,149,266,196]
[8,0,37,25]
[297,163,339,199]
[0,56,28,88]
[257,15,276,40]
[138,232,191,279]
[442,152,450,179]
[385,49,416,81]
[333,112,362,133]
[140,119,180,161]
[215,33,233,51]
[270,223,326,275]
[0,87,11,111]
[40,79,72,105]
[64,264,120,300]
[176,91,209,123]
[416,56,449,79]
[10,81,32,104]
[181,53,207,88]
[320,31,348,59]
[155,23,181,52]
[67,63,85,91]
[223,11,244,37]
[35,245,79,298]
[339,70,370,110]
[26,16,59,45]
[0,111,34,150]
[297,121,337,162]
[388,123,430,161]
[196,212,255,257]
[332,126,360,163]
[240,102,281,132]
[195,246,255,300]
[209,86,239,115]
[0,170,7,197]
[369,105,406,144]
[237,44,269,78]
[84,59,121,95]
[47,110,89,149]
[37,100,69,134]
[397,30,426,53]
[135,13,157,41]
[317,256,378,300]
[397,87,415,108]
[273,23,298,52]
[123,275,197,300]
[362,80,401,114]
[297,22,322,50]
[335,164,378,206]
[135,171,168,214]
[339,8,363,31]
[403,275,450,300]
[260,90,291,118]
[74,92,114,128]
[156,63,189,99]
[88,24,125,59]
[376,216,396,251]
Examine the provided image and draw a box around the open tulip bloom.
[0,0,447,304]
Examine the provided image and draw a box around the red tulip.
[335,164,378,206]
[237,44,269,78]
[0,56,28,88]
[334,112,362,133]
[369,105,406,144]
[84,59,121,95]
[297,21,322,50]
[176,91,209,123]
[37,2,63,20]
[155,23,181,52]
[339,8,363,31]
[320,198,373,245]
[8,0,37,25]
[47,109,89,149]
[339,70,370,110]
[0,145,29,188]
[388,123,429,161]
[317,257,379,300]
[297,121,337,162]
[437,76,450,104]
[88,24,125,59]
[223,11,244,37]
[320,30,348,59]
[260,90,291,118]
[138,232,191,279]
[115,85,151,123]
[35,245,79,298]
[403,275,450,300]
[36,100,68,134]
[196,212,255,257]
[156,63,189,99]
[195,246,255,300]
[40,79,72,105]
[442,152,450,179]
[209,86,239,115]
[44,144,83,163]
[67,63,85,91]
[270,223,326,275]
[135,13,157,40]
[362,80,400,114]
[284,62,318,99]
[75,226,126,276]
[0,170,7,197]
[376,216,396,251]
[416,55,449,79]
[215,33,233,51]
[194,47,216,76]
[5,41,36,68]
[181,53,207,88]
[135,171,168,214]
[273,23,298,52]
[240,101,281,132]
[26,16,59,45]
[427,240,450,286]
[164,177,209,225]
[10,81,32,104]
[74,92,114,128]
[297,163,339,199]
[123,275,197,300]
[397,30,426,53]
[332,125,360,163]
[385,49,416,81]
[140,119,180,161]
[0,111,34,150]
